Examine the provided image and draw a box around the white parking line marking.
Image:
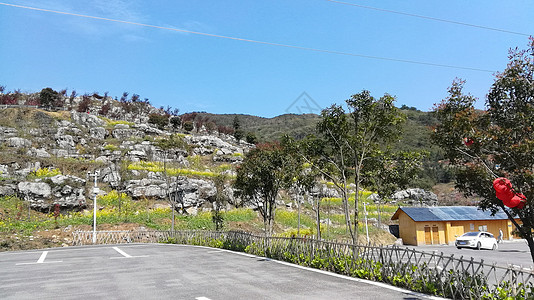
[37,251,48,263]
[16,251,62,265]
[196,297,212,300]
[110,246,149,259]
[113,247,132,258]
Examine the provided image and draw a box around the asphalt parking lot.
[0,244,446,300]
[404,240,533,269]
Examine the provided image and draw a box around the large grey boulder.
[26,147,51,158]
[132,185,166,198]
[28,128,42,136]
[71,111,106,127]
[6,137,32,148]
[112,128,142,140]
[50,149,69,157]
[391,188,438,206]
[17,175,86,211]
[134,124,164,136]
[18,181,52,198]
[49,174,85,186]
[186,135,243,154]
[0,164,8,177]
[56,134,75,149]
[0,126,17,138]
[128,150,147,161]
[125,177,217,212]
[0,184,16,196]
[90,127,107,139]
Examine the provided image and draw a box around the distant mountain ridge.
[193,112,321,142]
[195,108,448,189]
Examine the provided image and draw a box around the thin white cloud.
[91,0,143,22]
[11,0,149,41]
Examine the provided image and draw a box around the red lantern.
[497,189,514,202]
[507,196,520,208]
[492,177,527,209]
[494,178,513,203]
[493,177,512,193]
[510,193,527,209]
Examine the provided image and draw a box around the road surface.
[0,244,445,300]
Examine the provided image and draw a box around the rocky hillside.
[0,105,251,214]
[0,87,447,218]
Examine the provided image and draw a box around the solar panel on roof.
[398,206,510,222]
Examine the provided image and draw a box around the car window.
[463,232,479,237]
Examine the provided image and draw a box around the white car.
[455,231,498,250]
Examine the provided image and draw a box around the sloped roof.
[391,206,510,222]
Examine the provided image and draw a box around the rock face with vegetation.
[0,87,445,251]
[0,90,447,215]
[0,95,250,214]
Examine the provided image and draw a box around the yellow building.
[391,206,519,246]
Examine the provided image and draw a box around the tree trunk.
[297,188,301,237]
[316,195,321,240]
[164,152,174,232]
[269,199,275,236]
[353,177,360,246]
[171,196,175,231]
[342,188,353,239]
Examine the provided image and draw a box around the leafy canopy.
[432,38,534,262]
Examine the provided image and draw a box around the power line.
[0,2,496,73]
[325,0,531,37]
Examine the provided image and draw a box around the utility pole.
[363,201,370,245]
[88,171,99,244]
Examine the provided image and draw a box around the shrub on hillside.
[148,113,169,130]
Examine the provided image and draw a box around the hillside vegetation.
[197,107,449,189]
[0,88,407,251]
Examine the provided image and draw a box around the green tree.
[39,87,58,109]
[183,121,194,132]
[234,142,295,235]
[245,132,257,144]
[169,116,181,130]
[282,136,319,237]
[148,113,169,130]
[432,39,534,262]
[211,174,229,230]
[363,150,425,226]
[314,91,405,245]
[155,134,187,231]
[233,116,244,142]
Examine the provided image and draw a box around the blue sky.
[0,1,533,117]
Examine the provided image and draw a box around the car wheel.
[492,243,497,251]
[476,242,481,250]
[457,246,461,249]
